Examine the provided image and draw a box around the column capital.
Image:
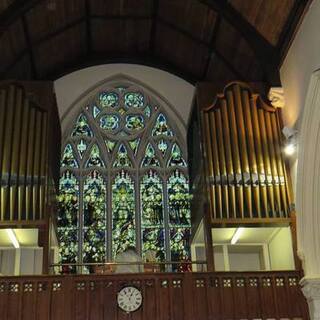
[268,87,285,108]
[301,277,320,320]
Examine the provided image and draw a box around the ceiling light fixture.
[6,229,20,249]
[231,227,244,245]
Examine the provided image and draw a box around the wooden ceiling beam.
[277,0,311,65]
[40,53,198,84]
[199,0,281,85]
[158,17,244,81]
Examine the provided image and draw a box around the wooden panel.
[215,19,263,80]
[90,0,152,17]
[0,272,310,320]
[26,0,85,43]
[229,0,295,45]
[91,19,151,54]
[155,23,208,78]
[0,20,26,73]
[33,23,86,78]
[158,0,217,44]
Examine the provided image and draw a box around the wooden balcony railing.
[0,271,309,320]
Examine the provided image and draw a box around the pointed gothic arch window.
[58,83,191,271]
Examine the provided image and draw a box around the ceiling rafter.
[202,15,221,80]
[21,14,37,79]
[198,0,281,85]
[157,16,244,81]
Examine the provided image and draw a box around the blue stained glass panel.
[152,113,173,136]
[167,143,187,167]
[86,144,104,167]
[141,143,160,167]
[72,114,93,137]
[61,144,78,168]
[113,144,132,168]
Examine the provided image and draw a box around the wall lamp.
[282,127,298,156]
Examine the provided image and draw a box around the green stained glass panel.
[58,171,79,227]
[57,171,79,268]
[57,227,78,267]
[141,143,160,167]
[116,86,127,93]
[112,171,136,257]
[157,139,168,156]
[126,115,144,131]
[167,171,191,227]
[99,92,119,108]
[72,114,93,137]
[125,92,144,108]
[152,113,173,136]
[83,227,106,263]
[170,228,191,262]
[86,144,104,167]
[128,138,140,155]
[100,114,119,131]
[113,144,132,168]
[93,105,101,118]
[167,143,187,167]
[77,139,87,159]
[142,228,165,261]
[105,140,116,153]
[83,171,106,263]
[61,144,78,168]
[144,105,151,118]
[140,171,163,227]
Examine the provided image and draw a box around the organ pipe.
[0,83,59,223]
[200,82,292,222]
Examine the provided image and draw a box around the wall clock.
[117,286,143,313]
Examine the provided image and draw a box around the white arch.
[296,69,320,277]
[54,64,195,135]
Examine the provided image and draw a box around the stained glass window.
[112,171,136,257]
[58,83,191,272]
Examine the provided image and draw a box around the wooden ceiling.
[0,0,311,86]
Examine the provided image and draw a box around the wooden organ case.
[188,82,297,269]
[0,81,61,272]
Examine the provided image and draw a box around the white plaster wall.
[280,0,320,128]
[54,64,195,130]
[268,227,295,271]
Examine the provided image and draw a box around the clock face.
[117,286,143,313]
